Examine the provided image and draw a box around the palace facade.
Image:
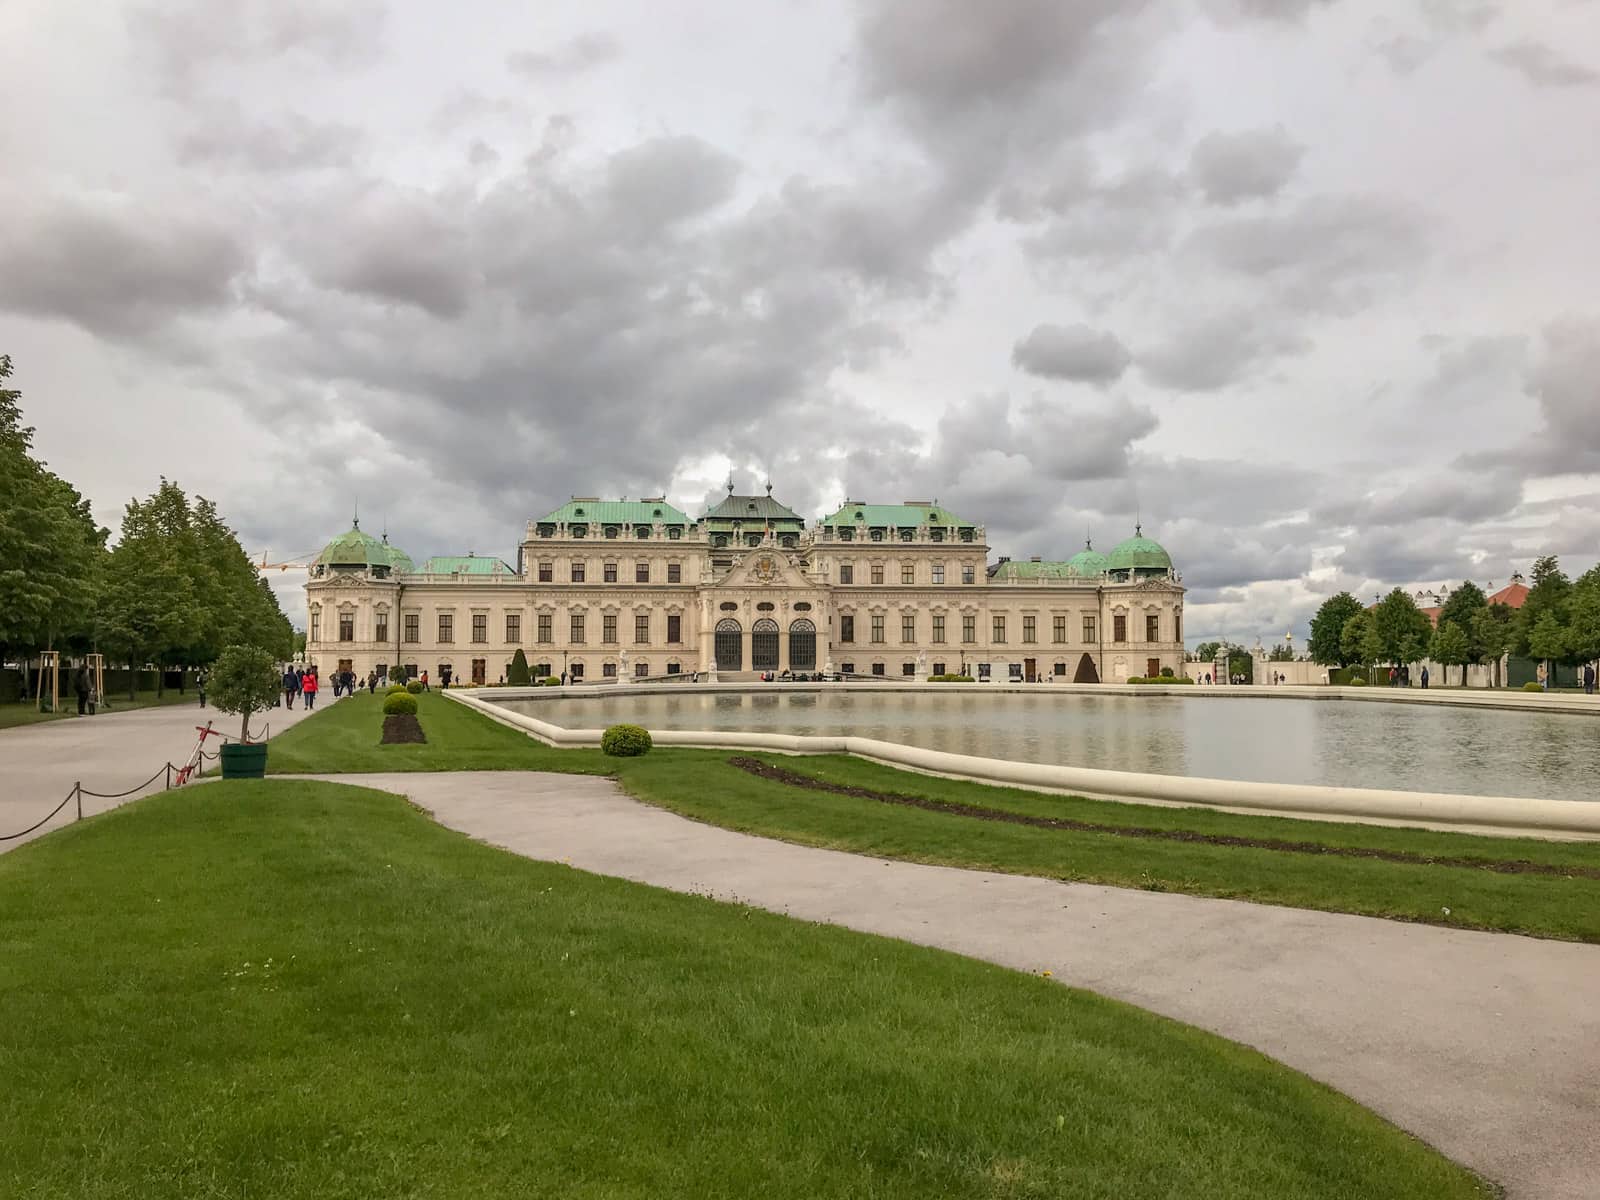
[303,492,1185,685]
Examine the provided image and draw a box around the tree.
[1308,592,1363,666]
[1429,620,1471,687]
[1340,612,1374,669]
[1470,604,1515,688]
[1527,612,1568,682]
[508,648,531,686]
[1515,556,1570,660]
[208,644,282,744]
[1372,589,1435,667]
[97,495,201,700]
[1566,566,1600,669]
[1268,643,1294,662]
[1194,641,1222,662]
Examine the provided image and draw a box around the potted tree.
[210,644,282,779]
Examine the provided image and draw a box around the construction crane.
[251,550,317,573]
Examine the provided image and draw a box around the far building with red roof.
[1369,571,1527,628]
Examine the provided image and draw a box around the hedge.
[927,674,976,683]
[383,692,419,716]
[601,724,652,757]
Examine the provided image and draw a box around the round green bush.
[1523,681,1546,692]
[386,683,408,696]
[601,723,653,757]
[383,691,418,716]
[1348,677,1367,687]
[406,680,423,695]
[542,676,563,687]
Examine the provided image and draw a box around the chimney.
[998,556,1011,565]
[1030,556,1042,563]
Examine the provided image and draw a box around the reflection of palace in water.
[304,488,1185,685]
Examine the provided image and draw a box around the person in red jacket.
[301,668,320,710]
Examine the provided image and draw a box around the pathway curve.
[0,696,332,853]
[317,770,1600,1200]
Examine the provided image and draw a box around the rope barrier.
[0,788,79,842]
[77,763,175,800]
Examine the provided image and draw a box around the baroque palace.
[304,490,1184,685]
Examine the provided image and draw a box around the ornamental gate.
[715,618,743,671]
[788,619,816,671]
[752,619,780,671]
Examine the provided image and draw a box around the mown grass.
[266,690,1600,941]
[0,689,198,730]
[0,779,1490,1199]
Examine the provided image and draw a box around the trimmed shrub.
[601,723,652,757]
[1348,677,1367,687]
[927,674,976,682]
[508,649,531,686]
[1523,681,1546,692]
[1127,676,1195,685]
[406,680,423,695]
[1158,666,1175,678]
[386,683,409,696]
[383,691,419,716]
[542,676,563,687]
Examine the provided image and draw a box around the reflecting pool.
[492,689,1600,802]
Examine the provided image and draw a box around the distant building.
[304,491,1185,685]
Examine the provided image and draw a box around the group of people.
[1199,673,1250,685]
[280,665,319,709]
[329,668,379,698]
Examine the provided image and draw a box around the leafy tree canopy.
[1308,592,1363,666]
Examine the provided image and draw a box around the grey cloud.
[1527,317,1600,450]
[178,108,363,170]
[129,0,386,91]
[1419,0,1498,35]
[0,194,251,336]
[1200,0,1337,26]
[507,32,621,78]
[1490,42,1600,89]
[1011,323,1131,384]
[1318,470,1525,528]
[1188,127,1304,205]
[1139,311,1313,391]
[1015,164,1186,266]
[604,137,741,234]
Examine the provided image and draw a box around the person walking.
[196,668,208,707]
[302,669,319,710]
[74,666,90,716]
[1420,665,1430,689]
[367,670,377,694]
[420,670,430,692]
[1585,663,1596,696]
[282,666,298,709]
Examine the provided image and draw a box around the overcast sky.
[4,0,1598,644]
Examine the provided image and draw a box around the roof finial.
[727,472,734,494]
[1085,527,1093,551]
[1134,505,1142,538]
[353,499,359,530]
[765,478,772,496]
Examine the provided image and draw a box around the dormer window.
[573,507,585,518]
[871,530,884,542]
[960,529,974,543]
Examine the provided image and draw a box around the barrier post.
[166,763,173,790]
[75,782,82,822]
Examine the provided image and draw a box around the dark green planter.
[220,742,268,779]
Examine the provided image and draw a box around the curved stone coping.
[447,689,1600,839]
[460,679,1600,717]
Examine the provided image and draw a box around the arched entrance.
[788,618,816,671]
[1073,653,1100,684]
[715,618,743,671]
[752,618,779,672]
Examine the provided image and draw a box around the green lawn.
[0,688,198,730]
[0,779,1489,1199]
[268,692,1600,941]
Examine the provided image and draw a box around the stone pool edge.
[448,687,1600,842]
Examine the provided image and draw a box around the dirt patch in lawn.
[728,756,1600,881]
[381,714,426,744]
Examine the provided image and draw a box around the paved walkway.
[315,771,1600,1200]
[0,695,332,853]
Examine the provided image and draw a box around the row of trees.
[0,355,294,700]
[1306,557,1600,686]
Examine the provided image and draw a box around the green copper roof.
[1065,541,1109,576]
[537,498,693,526]
[380,535,415,574]
[1107,529,1172,572]
[316,524,389,569]
[419,554,517,576]
[702,493,804,526]
[990,559,1079,581]
[820,501,977,529]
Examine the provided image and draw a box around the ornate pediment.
[714,550,811,590]
[1132,577,1180,593]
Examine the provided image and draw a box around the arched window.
[752,618,780,671]
[715,618,743,671]
[789,618,817,671]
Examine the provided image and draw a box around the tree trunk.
[128,652,138,702]
[156,661,164,698]
[241,709,251,744]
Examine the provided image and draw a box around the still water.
[494,689,1600,802]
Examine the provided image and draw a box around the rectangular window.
[636,562,650,583]
[840,614,855,643]
[375,613,388,643]
[932,564,945,585]
[872,662,885,676]
[1083,616,1097,643]
[667,614,681,643]
[871,564,884,585]
[1146,614,1160,642]
[570,614,585,644]
[338,612,353,641]
[603,662,617,678]
[901,614,915,643]
[841,662,855,674]
[538,562,552,582]
[932,614,945,643]
[506,614,521,643]
[1023,616,1036,644]
[962,615,975,643]
[932,662,945,676]
[1114,615,1128,643]
[603,562,618,583]
[666,662,681,674]
[537,614,552,643]
[570,561,585,583]
[902,662,916,676]
[962,565,975,585]
[635,661,648,678]
[635,614,650,644]
[1053,616,1066,643]
[667,562,681,584]
[404,614,419,643]
[839,564,854,584]
[472,614,487,643]
[993,616,1006,644]
[871,615,885,644]
[1175,612,1182,643]
[1054,662,1067,677]
[438,614,454,644]
[603,614,618,644]
[901,564,914,585]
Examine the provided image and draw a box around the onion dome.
[1065,538,1109,576]
[315,520,389,571]
[1107,525,1173,577]
[379,533,415,574]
